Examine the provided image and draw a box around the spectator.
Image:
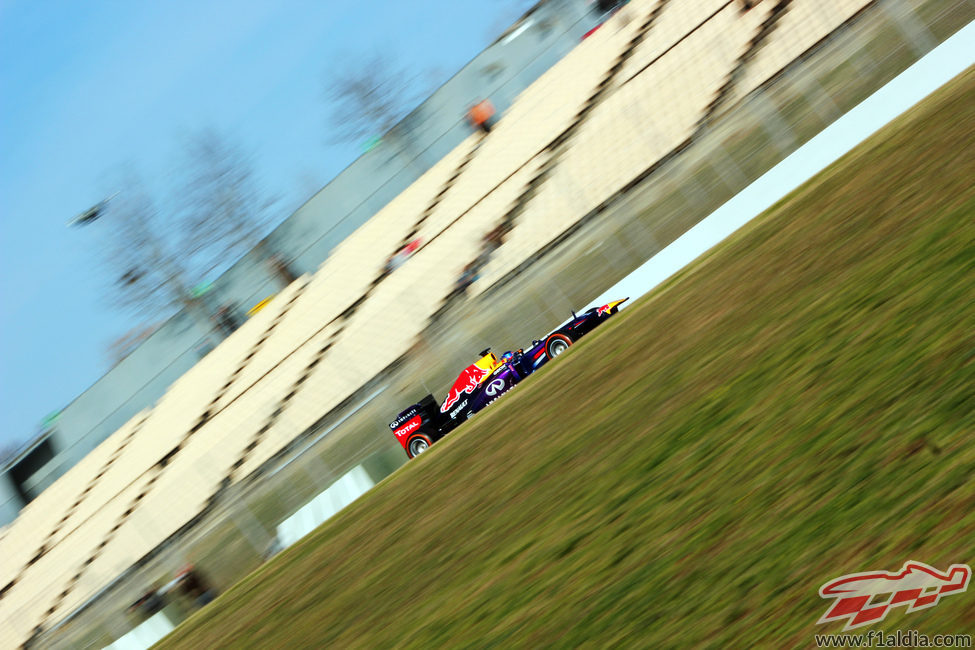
[175,564,217,608]
[215,304,242,336]
[456,261,480,293]
[128,585,165,617]
[468,99,496,134]
[483,225,504,252]
[385,237,422,274]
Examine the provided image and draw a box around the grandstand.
[1,0,967,647]
[0,0,600,528]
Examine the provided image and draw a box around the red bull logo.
[818,561,971,630]
[441,355,497,413]
[597,298,628,316]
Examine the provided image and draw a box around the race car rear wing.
[390,394,446,445]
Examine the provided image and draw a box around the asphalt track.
[584,20,975,313]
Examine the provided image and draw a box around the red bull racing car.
[390,298,627,458]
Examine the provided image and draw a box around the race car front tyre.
[545,333,572,360]
[407,434,433,459]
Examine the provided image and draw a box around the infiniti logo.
[484,378,506,396]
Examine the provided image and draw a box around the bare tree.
[96,128,286,321]
[173,128,282,282]
[100,176,196,318]
[323,52,432,156]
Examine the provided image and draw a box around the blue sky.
[0,0,536,449]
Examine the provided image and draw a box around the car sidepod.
[466,362,524,416]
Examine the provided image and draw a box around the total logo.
[393,415,422,439]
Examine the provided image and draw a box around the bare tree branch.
[100,176,193,318]
[323,52,431,147]
[97,128,282,321]
[173,128,278,279]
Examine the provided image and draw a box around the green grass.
[156,68,975,648]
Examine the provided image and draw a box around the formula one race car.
[390,298,628,458]
[389,349,520,458]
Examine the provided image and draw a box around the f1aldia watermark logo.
[817,561,971,631]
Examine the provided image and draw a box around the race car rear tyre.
[545,333,572,360]
[407,435,433,459]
